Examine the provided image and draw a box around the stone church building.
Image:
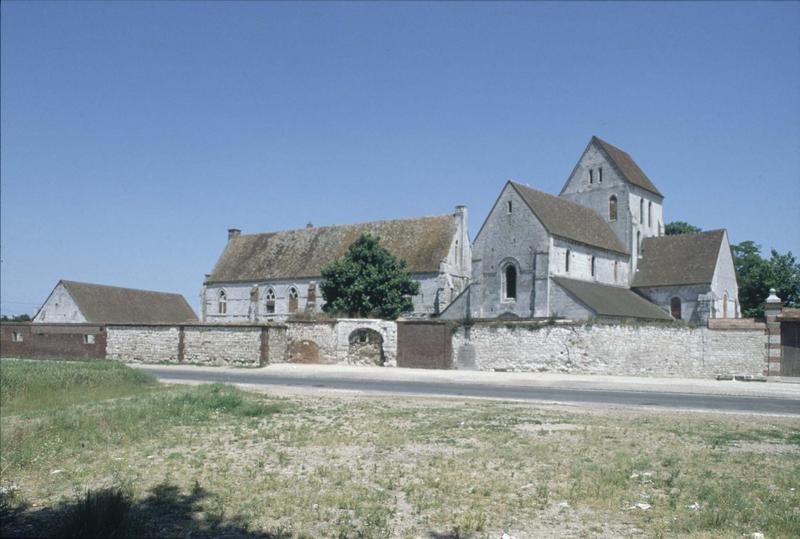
[201,207,470,322]
[200,136,739,324]
[440,136,740,323]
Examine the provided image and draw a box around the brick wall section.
[1,323,106,359]
[182,326,262,366]
[452,321,766,377]
[106,326,181,363]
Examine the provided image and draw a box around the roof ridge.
[61,280,184,297]
[235,213,456,239]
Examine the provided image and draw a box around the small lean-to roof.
[632,230,726,288]
[592,136,663,197]
[206,214,457,283]
[553,276,672,320]
[510,182,629,255]
[59,280,198,324]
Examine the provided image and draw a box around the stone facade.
[107,326,182,364]
[453,321,766,377]
[182,326,263,367]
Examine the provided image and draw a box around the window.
[639,198,644,223]
[217,290,227,314]
[648,201,652,227]
[507,200,512,214]
[589,169,594,184]
[670,297,682,319]
[265,288,276,314]
[598,167,603,182]
[11,331,23,342]
[503,264,517,300]
[288,286,299,313]
[608,196,617,221]
[723,291,729,318]
[590,256,596,278]
[565,249,571,273]
[614,260,619,282]
[84,334,95,344]
[637,231,642,253]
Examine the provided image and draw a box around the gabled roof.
[591,136,663,197]
[57,280,197,324]
[510,181,629,255]
[632,230,726,288]
[552,276,672,320]
[206,214,458,283]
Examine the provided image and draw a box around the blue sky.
[2,1,799,316]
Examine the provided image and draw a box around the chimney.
[228,228,241,241]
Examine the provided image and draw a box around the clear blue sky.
[2,1,799,316]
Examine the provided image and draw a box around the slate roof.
[510,181,629,255]
[552,276,672,320]
[632,230,726,288]
[206,214,458,283]
[592,136,663,197]
[57,281,198,324]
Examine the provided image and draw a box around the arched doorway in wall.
[348,328,385,366]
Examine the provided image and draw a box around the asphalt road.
[139,366,800,416]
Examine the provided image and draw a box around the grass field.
[1,358,798,538]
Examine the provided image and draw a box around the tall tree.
[732,240,800,317]
[320,234,420,319]
[664,221,701,235]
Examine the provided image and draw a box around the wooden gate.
[396,321,453,369]
[781,321,800,377]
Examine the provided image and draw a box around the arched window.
[288,286,299,313]
[639,198,644,223]
[565,249,571,273]
[503,264,517,300]
[608,196,618,221]
[614,260,619,282]
[723,291,728,318]
[590,256,596,278]
[648,201,653,227]
[637,231,642,253]
[670,297,682,319]
[218,290,227,315]
[265,287,276,314]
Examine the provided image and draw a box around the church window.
[565,249,571,272]
[288,286,299,313]
[614,260,619,282]
[608,196,618,221]
[599,167,603,182]
[637,231,642,253]
[265,288,276,314]
[507,200,512,214]
[639,198,644,223]
[648,201,653,227]
[723,291,729,318]
[670,297,682,319]
[589,169,594,184]
[590,256,596,278]
[503,265,517,300]
[218,290,227,314]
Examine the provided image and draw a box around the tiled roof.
[552,277,672,320]
[632,230,725,287]
[510,182,629,255]
[206,214,457,283]
[60,281,197,324]
[592,136,663,197]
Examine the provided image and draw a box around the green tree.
[732,240,800,317]
[664,221,701,235]
[320,234,420,319]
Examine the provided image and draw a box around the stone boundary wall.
[183,326,262,367]
[106,326,182,363]
[452,321,767,377]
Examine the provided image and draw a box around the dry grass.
[1,359,799,538]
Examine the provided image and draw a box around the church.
[201,136,739,324]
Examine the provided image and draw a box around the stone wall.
[453,320,766,377]
[107,326,181,363]
[183,326,262,366]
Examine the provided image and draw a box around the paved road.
[138,366,800,416]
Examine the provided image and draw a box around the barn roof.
[58,280,197,324]
[591,136,663,197]
[205,214,458,283]
[632,230,726,288]
[552,276,672,320]
[510,181,629,255]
